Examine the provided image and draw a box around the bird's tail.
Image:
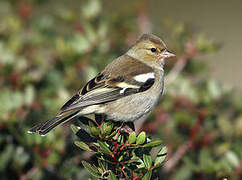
[28,110,80,136]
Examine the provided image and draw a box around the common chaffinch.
[28,34,175,135]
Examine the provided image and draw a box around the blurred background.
[0,0,241,179]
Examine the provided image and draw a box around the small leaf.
[128,132,136,144]
[136,156,146,169]
[97,167,104,174]
[101,122,107,134]
[77,119,91,133]
[90,126,100,136]
[103,125,113,137]
[123,156,142,164]
[82,161,101,178]
[98,159,106,171]
[101,121,114,136]
[97,140,111,153]
[154,146,167,167]
[118,154,124,162]
[74,141,92,152]
[143,154,152,169]
[142,171,152,180]
[109,171,117,180]
[143,139,162,148]
[108,130,117,138]
[89,119,97,127]
[71,124,80,134]
[136,131,146,145]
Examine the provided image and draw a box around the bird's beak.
[163,50,176,58]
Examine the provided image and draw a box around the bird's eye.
[150,48,157,53]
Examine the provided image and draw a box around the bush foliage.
[72,116,167,179]
[0,0,241,179]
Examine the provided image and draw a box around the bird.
[28,34,175,136]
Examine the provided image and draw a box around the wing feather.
[60,55,155,113]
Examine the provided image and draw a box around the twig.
[165,40,198,86]
[164,109,206,172]
[163,140,193,172]
[165,54,189,86]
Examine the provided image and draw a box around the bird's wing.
[60,55,155,113]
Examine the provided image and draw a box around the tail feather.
[28,111,79,136]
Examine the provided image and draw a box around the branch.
[165,40,198,86]
[163,140,193,172]
[163,109,206,172]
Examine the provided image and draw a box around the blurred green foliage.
[0,0,241,179]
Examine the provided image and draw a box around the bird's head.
[127,34,175,69]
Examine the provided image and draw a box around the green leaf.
[105,125,113,136]
[89,119,96,128]
[118,154,124,162]
[154,146,167,167]
[74,141,92,152]
[102,125,113,137]
[78,119,91,133]
[128,132,136,144]
[97,167,104,174]
[97,140,111,153]
[71,124,80,134]
[142,171,152,180]
[109,171,117,180]
[90,126,100,136]
[143,154,152,169]
[82,161,101,178]
[143,139,162,148]
[135,156,146,169]
[136,131,146,145]
[98,159,106,171]
[123,156,142,164]
[101,121,114,137]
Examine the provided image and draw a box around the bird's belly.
[103,92,161,122]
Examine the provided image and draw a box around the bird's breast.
[103,69,164,122]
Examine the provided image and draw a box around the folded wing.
[60,55,155,114]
